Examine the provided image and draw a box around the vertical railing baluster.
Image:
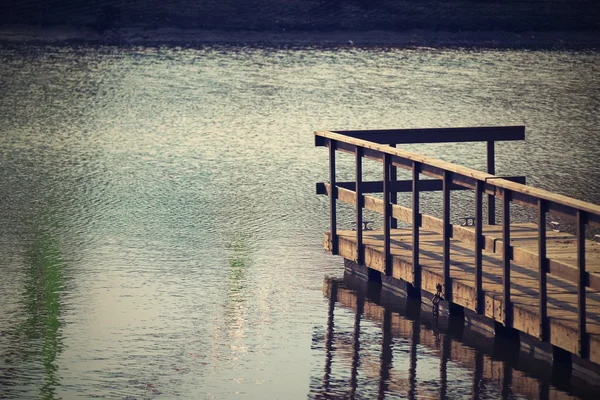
[384,153,392,276]
[443,171,451,300]
[475,180,484,314]
[329,140,338,255]
[355,147,364,264]
[538,199,548,341]
[577,210,588,358]
[502,189,511,326]
[390,144,398,229]
[412,162,421,289]
[487,140,496,225]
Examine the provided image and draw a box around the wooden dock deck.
[325,224,600,363]
[315,126,600,370]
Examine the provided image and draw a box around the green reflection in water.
[224,233,252,304]
[19,233,65,400]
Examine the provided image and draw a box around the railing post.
[443,171,451,300]
[487,140,496,225]
[577,210,588,358]
[475,180,484,314]
[383,154,392,276]
[538,199,548,341]
[329,140,338,255]
[390,144,398,229]
[502,189,511,326]
[412,161,421,289]
[355,146,364,264]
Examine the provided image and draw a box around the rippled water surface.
[0,44,599,399]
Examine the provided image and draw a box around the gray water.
[0,44,599,399]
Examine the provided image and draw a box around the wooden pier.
[315,126,600,370]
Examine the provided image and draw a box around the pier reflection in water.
[311,272,597,399]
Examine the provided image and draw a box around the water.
[0,43,599,399]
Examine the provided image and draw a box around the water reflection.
[25,234,65,399]
[0,232,65,399]
[312,272,597,399]
[222,233,252,351]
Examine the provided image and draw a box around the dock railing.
[315,126,600,360]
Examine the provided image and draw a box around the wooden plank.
[334,126,525,144]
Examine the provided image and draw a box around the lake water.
[0,43,599,399]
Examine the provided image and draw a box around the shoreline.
[1,24,600,49]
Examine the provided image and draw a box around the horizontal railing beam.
[316,177,525,194]
[332,126,525,144]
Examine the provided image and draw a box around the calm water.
[0,44,599,399]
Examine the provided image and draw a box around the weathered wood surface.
[324,223,600,365]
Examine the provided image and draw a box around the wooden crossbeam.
[324,126,525,145]
[316,177,526,194]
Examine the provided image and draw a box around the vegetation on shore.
[1,0,599,34]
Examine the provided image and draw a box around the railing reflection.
[312,272,597,400]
